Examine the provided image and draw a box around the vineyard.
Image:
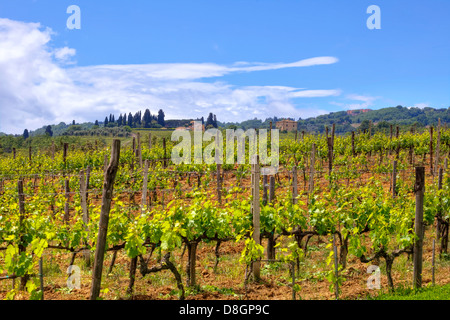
[1,125,450,300]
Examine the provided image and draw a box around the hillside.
[297,105,450,134]
[1,105,450,138]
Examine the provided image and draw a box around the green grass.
[370,283,450,300]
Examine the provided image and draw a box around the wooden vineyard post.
[103,154,108,174]
[63,143,69,167]
[292,166,298,204]
[262,175,268,206]
[308,143,316,194]
[90,139,121,301]
[265,175,276,260]
[141,159,149,213]
[39,256,44,300]
[396,126,400,160]
[413,166,425,290]
[64,179,70,223]
[13,148,16,160]
[29,146,32,163]
[269,176,275,204]
[392,160,398,198]
[80,170,90,266]
[331,123,336,148]
[327,137,333,175]
[148,133,152,149]
[251,155,261,281]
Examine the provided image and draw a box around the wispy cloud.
[0,18,340,134]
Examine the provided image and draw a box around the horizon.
[10,104,450,136]
[0,1,449,134]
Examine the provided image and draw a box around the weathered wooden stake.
[327,137,333,174]
[331,123,336,147]
[251,155,261,281]
[413,166,425,290]
[64,179,70,223]
[269,176,275,204]
[63,143,69,166]
[262,175,268,206]
[90,139,121,300]
[39,256,44,300]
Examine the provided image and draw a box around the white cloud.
[0,18,340,134]
[54,47,76,63]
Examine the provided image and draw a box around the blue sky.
[0,0,449,133]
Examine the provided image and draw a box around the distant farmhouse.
[275,119,297,132]
[346,109,372,116]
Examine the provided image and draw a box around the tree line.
[98,109,166,129]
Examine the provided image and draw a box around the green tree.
[157,109,165,127]
[127,113,133,127]
[45,125,53,137]
[205,113,214,128]
[143,109,152,128]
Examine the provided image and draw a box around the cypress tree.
[127,113,133,127]
[157,109,165,127]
